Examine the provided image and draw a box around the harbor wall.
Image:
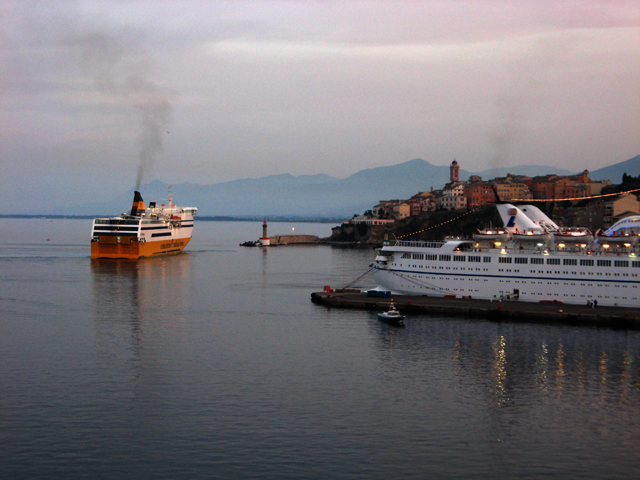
[269,235,320,245]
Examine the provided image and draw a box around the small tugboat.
[378,300,405,326]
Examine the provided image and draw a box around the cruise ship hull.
[370,204,640,308]
[371,248,640,307]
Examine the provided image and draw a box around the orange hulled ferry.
[91,188,197,259]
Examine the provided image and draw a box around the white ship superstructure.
[371,204,640,308]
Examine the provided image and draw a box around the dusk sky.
[2,1,639,209]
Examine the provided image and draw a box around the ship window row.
[397,253,640,268]
[95,219,140,226]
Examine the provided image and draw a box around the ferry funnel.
[130,191,146,216]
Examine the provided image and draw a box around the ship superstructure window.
[597,260,612,267]
[499,257,512,264]
[426,254,437,261]
[439,255,451,261]
[580,259,595,266]
[514,258,528,264]
[563,259,578,266]
[453,256,466,262]
[95,219,139,226]
[483,257,491,263]
[633,261,640,268]
[412,253,424,260]
[546,258,561,265]
[468,256,481,262]
[530,258,544,264]
[615,260,629,267]
[401,253,411,259]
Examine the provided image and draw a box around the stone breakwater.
[268,235,320,245]
[311,290,640,329]
[241,235,321,247]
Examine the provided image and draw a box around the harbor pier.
[311,290,640,328]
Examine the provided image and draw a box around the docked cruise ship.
[91,189,197,259]
[370,203,640,307]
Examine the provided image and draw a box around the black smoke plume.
[67,25,172,190]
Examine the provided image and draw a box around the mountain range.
[61,154,640,219]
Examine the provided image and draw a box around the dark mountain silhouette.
[58,155,640,219]
[589,155,640,182]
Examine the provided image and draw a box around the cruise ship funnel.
[130,191,146,217]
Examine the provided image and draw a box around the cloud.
[0,0,639,211]
[1,3,173,190]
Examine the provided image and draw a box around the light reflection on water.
[1,218,640,479]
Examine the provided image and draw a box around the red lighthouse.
[260,220,270,246]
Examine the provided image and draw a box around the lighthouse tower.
[450,159,459,182]
[260,220,270,246]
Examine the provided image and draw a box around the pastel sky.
[1,1,639,208]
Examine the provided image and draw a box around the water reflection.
[492,335,507,402]
[536,342,549,392]
[376,319,640,408]
[90,254,194,353]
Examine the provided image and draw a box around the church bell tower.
[450,159,459,183]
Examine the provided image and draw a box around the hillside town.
[337,160,640,243]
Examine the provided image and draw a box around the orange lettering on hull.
[159,240,185,250]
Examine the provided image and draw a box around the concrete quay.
[241,234,321,246]
[310,290,640,329]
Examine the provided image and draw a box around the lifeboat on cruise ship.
[553,228,594,244]
[595,229,639,245]
[472,228,511,242]
[595,215,640,245]
[512,228,550,243]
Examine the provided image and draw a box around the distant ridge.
[56,154,640,218]
[589,155,640,182]
[474,165,575,178]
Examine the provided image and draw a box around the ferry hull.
[91,236,192,259]
[90,189,197,260]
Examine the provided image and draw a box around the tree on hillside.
[602,172,640,195]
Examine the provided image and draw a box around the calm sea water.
[2,218,640,479]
